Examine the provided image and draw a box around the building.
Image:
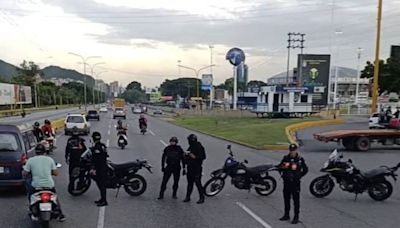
[95,79,107,93]
[267,66,370,104]
[109,81,119,97]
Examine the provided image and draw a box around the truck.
[314,129,400,152]
[113,98,126,119]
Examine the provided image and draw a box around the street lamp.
[68,52,101,111]
[87,62,106,107]
[177,60,182,77]
[209,45,214,109]
[332,29,343,110]
[355,47,363,105]
[178,64,216,100]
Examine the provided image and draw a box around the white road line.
[149,130,155,136]
[106,139,110,147]
[236,202,272,228]
[107,130,110,135]
[160,140,168,146]
[97,206,106,228]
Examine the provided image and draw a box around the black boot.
[96,201,108,207]
[279,214,290,221]
[291,215,299,224]
[172,192,177,199]
[158,192,164,200]
[183,197,190,202]
[196,197,205,204]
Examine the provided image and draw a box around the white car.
[133,107,142,114]
[99,106,108,113]
[64,114,91,135]
[369,112,381,129]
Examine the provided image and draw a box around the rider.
[138,114,147,131]
[65,126,87,188]
[41,119,54,138]
[33,122,44,142]
[23,144,66,222]
[116,120,128,145]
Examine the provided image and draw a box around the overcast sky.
[0,0,399,87]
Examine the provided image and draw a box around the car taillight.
[20,154,27,165]
[40,193,52,203]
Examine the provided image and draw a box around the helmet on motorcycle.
[187,134,197,144]
[71,126,80,136]
[169,136,178,144]
[34,122,40,127]
[92,131,101,141]
[35,144,46,154]
[289,143,298,152]
[44,119,51,125]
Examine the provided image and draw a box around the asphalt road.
[0,107,81,125]
[1,112,400,228]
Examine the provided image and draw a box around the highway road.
[1,112,400,228]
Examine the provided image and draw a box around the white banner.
[0,83,13,105]
[0,83,32,105]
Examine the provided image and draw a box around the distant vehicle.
[64,114,90,135]
[153,109,163,115]
[113,108,126,119]
[113,98,125,110]
[133,107,142,114]
[0,124,37,190]
[86,110,100,121]
[99,105,108,113]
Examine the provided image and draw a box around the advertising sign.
[201,74,213,91]
[0,83,32,105]
[0,83,13,105]
[226,48,245,66]
[298,54,331,106]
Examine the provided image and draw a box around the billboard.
[201,74,213,91]
[298,54,331,106]
[0,83,32,105]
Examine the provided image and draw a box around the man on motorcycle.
[183,134,206,204]
[41,119,54,137]
[65,126,87,188]
[91,131,108,207]
[158,136,185,200]
[277,144,308,224]
[33,122,44,142]
[22,144,66,222]
[116,120,128,145]
[138,114,147,131]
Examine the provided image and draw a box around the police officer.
[158,137,185,200]
[278,144,308,224]
[183,134,206,204]
[91,131,108,207]
[65,126,87,189]
[33,122,43,142]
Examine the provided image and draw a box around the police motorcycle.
[309,149,400,201]
[29,163,62,228]
[203,145,277,197]
[68,149,152,197]
[117,128,128,149]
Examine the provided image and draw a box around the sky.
[0,0,399,88]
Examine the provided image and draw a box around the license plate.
[39,203,52,211]
[0,167,4,173]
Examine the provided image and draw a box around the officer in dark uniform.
[278,144,308,224]
[33,122,44,142]
[91,131,108,207]
[65,127,87,189]
[183,134,206,204]
[158,137,185,200]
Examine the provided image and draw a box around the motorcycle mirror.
[56,163,62,168]
[348,159,353,163]
[227,145,231,150]
[244,160,249,164]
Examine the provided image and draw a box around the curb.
[285,118,345,146]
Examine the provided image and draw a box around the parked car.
[64,114,90,135]
[153,109,163,115]
[113,108,126,119]
[99,105,108,113]
[0,124,37,189]
[86,110,100,121]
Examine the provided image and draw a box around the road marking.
[149,130,155,136]
[160,140,168,146]
[236,202,272,228]
[106,139,110,147]
[97,206,106,228]
[107,130,110,135]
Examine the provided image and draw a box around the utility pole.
[372,0,383,113]
[355,47,363,105]
[209,45,214,109]
[286,32,306,86]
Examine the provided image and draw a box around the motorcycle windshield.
[328,149,339,161]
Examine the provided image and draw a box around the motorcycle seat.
[361,167,388,179]
[110,162,139,171]
[246,165,274,174]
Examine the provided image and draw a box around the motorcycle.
[43,136,55,154]
[309,149,400,201]
[140,125,147,135]
[68,149,153,197]
[117,130,128,149]
[203,145,277,197]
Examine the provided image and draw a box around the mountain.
[42,66,95,87]
[0,59,18,81]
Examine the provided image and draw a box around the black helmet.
[92,131,101,141]
[35,144,46,154]
[71,126,79,136]
[34,122,40,127]
[187,134,197,143]
[170,136,178,143]
[44,119,51,125]
[289,143,298,152]
[117,120,122,125]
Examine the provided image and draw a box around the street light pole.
[88,62,106,107]
[372,0,383,113]
[355,47,363,105]
[333,29,343,110]
[68,52,101,111]
[209,45,214,109]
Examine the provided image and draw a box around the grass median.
[174,116,317,150]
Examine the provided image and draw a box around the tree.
[361,58,400,94]
[126,81,143,91]
[121,89,147,104]
[12,60,41,87]
[159,78,201,98]
[247,80,267,88]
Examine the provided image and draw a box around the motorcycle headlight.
[323,161,329,169]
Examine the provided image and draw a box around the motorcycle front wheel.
[309,175,335,198]
[40,220,49,228]
[68,171,91,196]
[368,180,393,201]
[204,177,225,197]
[255,176,277,196]
[124,174,147,196]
